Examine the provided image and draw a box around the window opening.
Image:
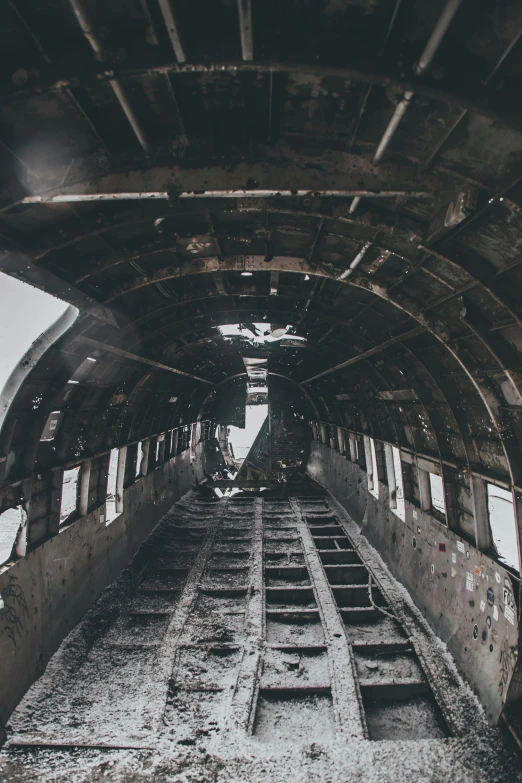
[135,441,143,477]
[429,473,446,516]
[487,484,520,572]
[155,439,161,464]
[106,448,120,523]
[369,438,379,499]
[392,447,406,521]
[0,506,25,566]
[60,466,80,525]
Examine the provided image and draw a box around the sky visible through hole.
[228,404,268,460]
[487,484,520,572]
[218,323,282,343]
[218,323,306,344]
[0,272,69,393]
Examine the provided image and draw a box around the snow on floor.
[1,489,521,783]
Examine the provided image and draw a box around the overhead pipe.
[413,0,464,76]
[68,0,152,155]
[338,241,372,279]
[158,0,186,62]
[349,0,464,215]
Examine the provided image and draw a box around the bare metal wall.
[307,440,519,725]
[0,441,218,732]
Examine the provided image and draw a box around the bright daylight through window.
[106,448,121,524]
[228,404,268,460]
[60,467,80,525]
[369,437,379,499]
[487,483,520,572]
[429,473,446,516]
[391,446,405,521]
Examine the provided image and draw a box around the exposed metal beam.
[207,212,223,259]
[6,0,114,161]
[424,24,522,167]
[423,108,467,168]
[318,325,337,344]
[17,218,518,350]
[65,88,115,158]
[67,0,152,154]
[213,272,227,296]
[420,243,522,327]
[164,73,188,144]
[237,0,253,61]
[270,270,280,296]
[76,337,216,385]
[308,218,325,264]
[158,0,186,62]
[349,0,464,213]
[208,480,281,488]
[97,255,382,303]
[22,188,432,204]
[297,277,322,327]
[13,145,435,210]
[486,25,522,83]
[382,0,403,49]
[0,253,119,326]
[413,0,463,76]
[302,326,425,382]
[6,59,522,134]
[338,241,372,279]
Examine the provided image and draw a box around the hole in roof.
[0,272,71,395]
[218,323,292,344]
[228,404,268,462]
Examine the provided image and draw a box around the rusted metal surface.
[308,441,521,726]
[2,487,521,781]
[1,0,522,748]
